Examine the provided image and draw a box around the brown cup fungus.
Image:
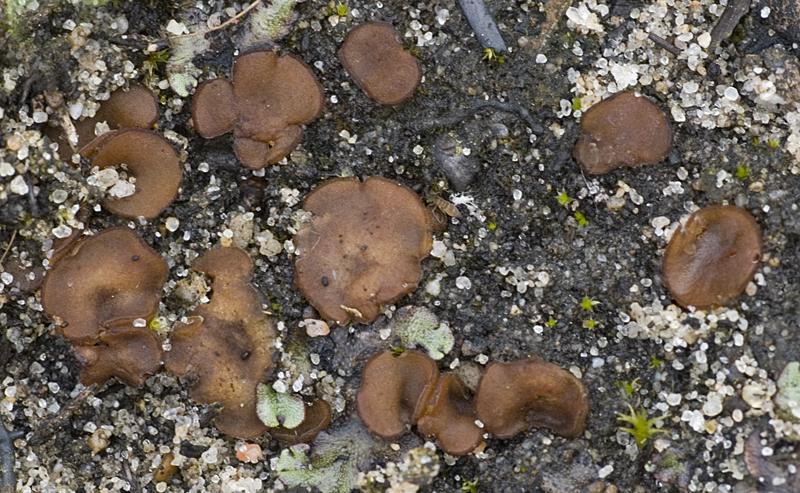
[357,349,439,440]
[417,372,484,456]
[164,247,276,439]
[41,227,167,386]
[574,91,673,174]
[662,205,762,309]
[475,357,590,439]
[340,22,422,106]
[191,50,324,170]
[51,83,159,156]
[83,128,182,219]
[293,176,433,325]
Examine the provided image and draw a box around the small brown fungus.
[293,176,433,325]
[191,50,323,170]
[164,247,276,439]
[417,372,484,456]
[73,324,163,387]
[662,205,762,309]
[340,22,422,106]
[51,83,158,156]
[85,128,182,219]
[574,91,673,174]
[42,227,168,344]
[357,349,439,440]
[41,227,167,387]
[475,357,590,439]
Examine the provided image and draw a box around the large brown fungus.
[191,50,324,170]
[475,357,590,439]
[84,128,183,219]
[41,227,167,386]
[42,227,168,344]
[574,91,673,174]
[165,247,276,439]
[293,176,433,325]
[357,349,439,440]
[340,22,422,106]
[662,205,762,308]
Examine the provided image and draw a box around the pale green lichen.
[775,362,800,422]
[236,0,299,48]
[166,35,208,97]
[277,421,375,493]
[256,383,305,429]
[391,306,454,360]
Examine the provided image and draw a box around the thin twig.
[0,418,20,493]
[166,0,263,42]
[648,33,681,56]
[0,230,17,265]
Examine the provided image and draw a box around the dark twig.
[121,456,142,493]
[28,384,97,447]
[648,33,681,56]
[457,0,507,52]
[0,418,23,493]
[709,0,750,47]
[0,230,16,265]
[420,99,543,134]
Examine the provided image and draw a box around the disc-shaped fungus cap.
[191,50,324,170]
[51,83,159,156]
[41,227,168,344]
[417,372,484,456]
[73,324,163,387]
[165,247,276,439]
[574,91,673,174]
[475,357,590,439]
[662,205,762,309]
[85,128,182,219]
[293,176,433,325]
[357,349,439,440]
[340,22,422,106]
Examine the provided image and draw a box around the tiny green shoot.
[580,296,599,311]
[768,138,780,148]
[582,318,597,330]
[488,222,497,230]
[649,355,663,369]
[390,345,406,357]
[575,211,587,228]
[462,478,479,493]
[615,377,640,396]
[547,316,557,327]
[617,404,669,448]
[736,163,750,179]
[556,190,571,204]
[336,1,348,16]
[571,97,582,111]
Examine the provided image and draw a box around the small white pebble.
[598,464,613,479]
[455,276,472,289]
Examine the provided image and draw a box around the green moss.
[574,211,587,228]
[571,97,581,111]
[735,163,750,179]
[556,190,571,204]
[580,296,599,311]
[617,404,669,448]
[462,478,479,492]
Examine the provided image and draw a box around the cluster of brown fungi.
[357,350,589,456]
[35,14,768,462]
[575,92,763,308]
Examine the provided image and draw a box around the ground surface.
[1,0,800,492]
